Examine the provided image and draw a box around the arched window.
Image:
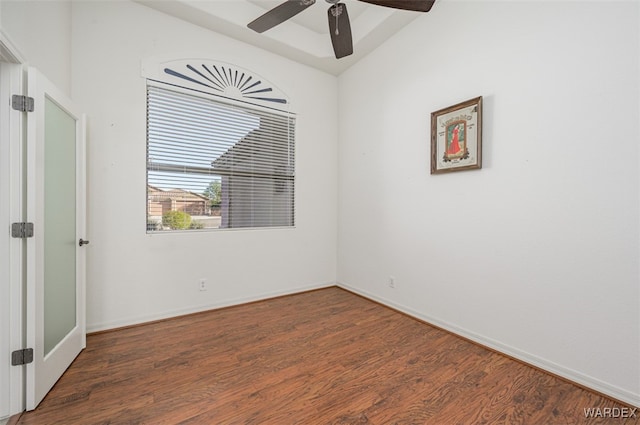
[143,59,295,231]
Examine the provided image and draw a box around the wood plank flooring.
[15,287,638,424]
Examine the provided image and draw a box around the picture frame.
[430,96,483,174]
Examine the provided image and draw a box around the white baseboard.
[87,281,335,334]
[337,282,640,409]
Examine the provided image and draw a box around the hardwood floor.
[16,287,637,424]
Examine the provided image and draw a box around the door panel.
[26,68,86,410]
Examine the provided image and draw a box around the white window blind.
[146,84,295,231]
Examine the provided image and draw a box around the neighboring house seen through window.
[146,74,295,232]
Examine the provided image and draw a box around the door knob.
[79,238,90,247]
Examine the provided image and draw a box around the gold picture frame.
[431,96,483,174]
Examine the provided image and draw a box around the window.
[146,83,295,232]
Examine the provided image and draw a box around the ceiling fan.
[247,0,435,59]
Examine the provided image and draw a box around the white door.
[25,67,87,410]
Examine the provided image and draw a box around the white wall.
[337,0,639,406]
[70,1,338,332]
[0,0,71,95]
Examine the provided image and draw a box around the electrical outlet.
[199,279,207,291]
[389,276,396,289]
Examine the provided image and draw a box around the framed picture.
[431,96,483,174]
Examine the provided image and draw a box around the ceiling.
[135,0,425,75]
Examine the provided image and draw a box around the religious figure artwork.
[431,97,482,174]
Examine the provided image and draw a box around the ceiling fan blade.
[357,0,435,12]
[248,0,316,33]
[327,3,353,59]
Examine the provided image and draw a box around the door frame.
[0,30,27,420]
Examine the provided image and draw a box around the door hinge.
[11,222,34,238]
[11,94,34,112]
[11,348,34,366]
